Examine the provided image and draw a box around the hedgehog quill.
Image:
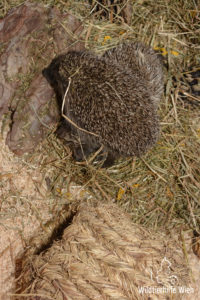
[43,42,163,167]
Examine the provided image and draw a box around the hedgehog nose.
[42,67,48,78]
[42,67,52,84]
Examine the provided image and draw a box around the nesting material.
[89,0,133,24]
[15,201,196,300]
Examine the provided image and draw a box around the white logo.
[138,256,194,295]
[152,256,179,286]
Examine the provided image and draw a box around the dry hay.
[0,0,200,299]
[13,201,199,299]
[26,0,200,231]
[88,0,133,24]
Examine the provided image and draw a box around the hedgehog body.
[43,42,163,166]
[103,42,163,107]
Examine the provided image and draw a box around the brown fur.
[43,42,163,166]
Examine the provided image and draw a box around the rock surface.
[0,1,85,155]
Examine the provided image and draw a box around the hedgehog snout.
[42,67,51,83]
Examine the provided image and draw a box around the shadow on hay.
[15,206,78,291]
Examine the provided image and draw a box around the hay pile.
[0,0,199,229]
[15,201,197,300]
[0,0,200,299]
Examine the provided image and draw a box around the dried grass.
[1,0,197,231]
[0,0,200,294]
[0,0,199,232]
[31,0,200,229]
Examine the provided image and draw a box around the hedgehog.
[43,42,163,166]
[103,41,164,108]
